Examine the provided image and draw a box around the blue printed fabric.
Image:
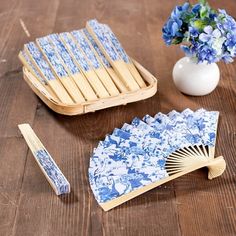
[60,32,91,72]
[48,34,80,75]
[87,19,120,61]
[102,24,130,63]
[25,42,56,81]
[21,50,46,84]
[83,28,111,68]
[71,30,101,69]
[89,109,219,204]
[37,37,68,78]
[35,149,70,195]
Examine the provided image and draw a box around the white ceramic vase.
[172,57,220,96]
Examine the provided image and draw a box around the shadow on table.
[114,169,234,211]
[59,188,79,204]
[43,93,160,141]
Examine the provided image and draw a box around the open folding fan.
[89,109,226,211]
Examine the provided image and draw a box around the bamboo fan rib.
[101,23,146,88]
[89,109,226,211]
[82,28,128,93]
[86,19,140,91]
[23,42,73,104]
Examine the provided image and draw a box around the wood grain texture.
[0,0,235,235]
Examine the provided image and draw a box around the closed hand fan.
[89,109,226,211]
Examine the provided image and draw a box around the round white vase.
[172,57,220,96]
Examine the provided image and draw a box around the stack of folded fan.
[89,108,226,211]
[19,19,146,105]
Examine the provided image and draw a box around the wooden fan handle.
[207,156,226,180]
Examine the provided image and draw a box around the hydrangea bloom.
[162,0,236,64]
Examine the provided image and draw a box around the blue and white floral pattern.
[87,19,120,61]
[148,108,219,147]
[21,50,46,84]
[162,2,236,63]
[89,109,219,204]
[102,24,130,63]
[37,37,68,78]
[71,30,101,69]
[59,32,91,72]
[83,28,111,68]
[35,149,70,195]
[25,42,56,81]
[48,34,80,75]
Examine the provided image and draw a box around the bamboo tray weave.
[22,59,158,115]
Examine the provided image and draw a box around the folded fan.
[89,109,226,211]
[86,19,140,91]
[101,23,146,88]
[83,28,128,93]
[23,42,73,104]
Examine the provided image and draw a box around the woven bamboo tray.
[22,59,158,115]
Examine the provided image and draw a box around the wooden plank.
[0,137,29,236]
[0,0,235,236]
[0,0,62,235]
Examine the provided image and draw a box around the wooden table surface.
[0,0,235,235]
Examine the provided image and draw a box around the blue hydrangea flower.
[218,9,236,32]
[197,44,217,63]
[162,2,190,45]
[171,2,190,19]
[221,52,234,63]
[225,33,236,48]
[224,33,236,57]
[192,4,201,14]
[189,26,199,38]
[162,1,236,64]
[199,26,221,43]
[180,45,192,56]
[162,17,183,45]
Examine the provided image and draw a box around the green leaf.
[193,19,207,30]
[172,38,183,45]
[183,12,195,22]
[199,0,207,5]
[200,6,208,18]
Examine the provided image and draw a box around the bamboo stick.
[60,32,109,99]
[18,50,59,102]
[100,156,225,211]
[36,37,85,103]
[102,24,146,88]
[77,29,120,96]
[71,30,119,97]
[83,28,128,93]
[86,19,140,91]
[18,124,70,195]
[59,32,98,101]
[24,42,73,104]
[48,34,98,102]
[22,58,158,115]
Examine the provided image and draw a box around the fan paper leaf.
[89,109,220,210]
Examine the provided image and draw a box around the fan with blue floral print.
[89,108,226,211]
